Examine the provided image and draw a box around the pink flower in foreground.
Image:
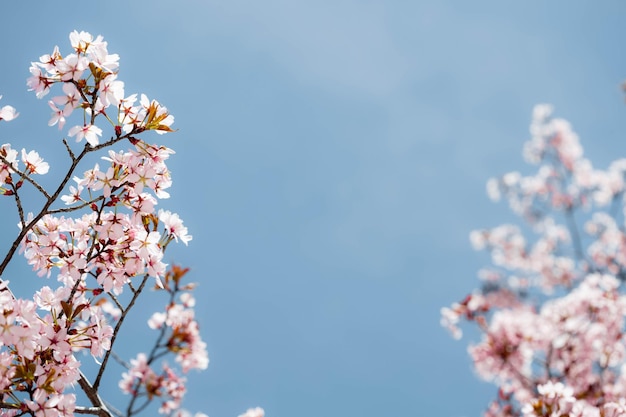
[68,124,103,146]
[69,30,91,52]
[60,184,83,205]
[159,209,192,245]
[130,229,162,259]
[21,149,49,175]
[47,101,67,129]
[49,82,81,127]
[139,94,175,134]
[57,53,88,81]
[99,76,124,107]
[27,65,53,98]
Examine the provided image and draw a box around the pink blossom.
[27,64,54,98]
[0,143,18,186]
[99,75,124,107]
[60,184,83,205]
[47,100,67,129]
[68,123,102,146]
[69,30,95,53]
[57,53,88,81]
[159,209,193,245]
[0,104,18,122]
[21,149,49,174]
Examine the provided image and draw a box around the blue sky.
[1,2,626,416]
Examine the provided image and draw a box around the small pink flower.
[68,124,103,146]
[21,149,49,175]
[27,65,53,98]
[0,96,18,122]
[159,209,192,245]
[99,76,124,107]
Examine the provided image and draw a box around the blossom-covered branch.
[0,30,207,417]
[0,30,263,417]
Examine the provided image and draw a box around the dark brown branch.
[77,371,113,417]
[93,273,152,391]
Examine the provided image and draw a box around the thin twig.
[0,153,51,199]
[93,273,152,391]
[125,284,178,416]
[107,292,124,311]
[46,195,105,214]
[63,138,76,161]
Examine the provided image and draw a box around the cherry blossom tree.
[442,102,626,417]
[0,31,262,417]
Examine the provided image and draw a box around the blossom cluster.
[0,143,50,195]
[19,141,184,292]
[0,29,265,417]
[0,30,204,417]
[520,381,626,417]
[443,104,626,416]
[27,31,174,143]
[120,266,209,414]
[147,294,208,373]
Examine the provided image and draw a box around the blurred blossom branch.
[442,101,626,417]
